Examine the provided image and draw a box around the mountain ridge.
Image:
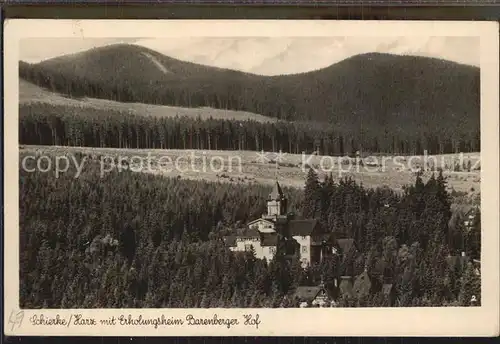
[19,43,480,140]
[20,43,479,79]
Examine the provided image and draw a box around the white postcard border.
[3,20,499,337]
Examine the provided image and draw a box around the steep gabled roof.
[288,219,319,236]
[269,181,284,200]
[293,286,324,302]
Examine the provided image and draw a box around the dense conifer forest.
[19,103,480,155]
[20,154,481,308]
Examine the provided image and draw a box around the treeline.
[20,48,480,150]
[19,48,480,126]
[20,153,480,308]
[302,168,480,257]
[19,103,480,155]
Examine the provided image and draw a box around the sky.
[20,36,479,76]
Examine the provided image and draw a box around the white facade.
[229,237,276,261]
[226,181,323,266]
[267,200,282,216]
[229,236,260,252]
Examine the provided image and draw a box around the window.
[302,245,308,253]
[270,247,276,254]
[245,244,252,252]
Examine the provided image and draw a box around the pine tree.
[436,170,452,223]
[303,168,320,219]
[458,263,481,306]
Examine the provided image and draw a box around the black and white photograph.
[4,20,499,336]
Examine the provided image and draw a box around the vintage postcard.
[3,20,499,336]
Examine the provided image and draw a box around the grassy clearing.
[19,79,275,122]
[20,145,480,205]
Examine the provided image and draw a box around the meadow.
[20,145,481,205]
[20,79,274,123]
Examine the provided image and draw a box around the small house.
[293,283,331,307]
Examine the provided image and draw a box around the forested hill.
[19,44,480,137]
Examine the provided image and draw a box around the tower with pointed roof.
[264,180,288,219]
[224,178,335,268]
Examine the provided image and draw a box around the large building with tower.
[223,180,404,307]
[223,181,335,267]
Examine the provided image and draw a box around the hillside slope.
[19,44,480,139]
[19,79,274,122]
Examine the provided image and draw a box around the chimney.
[461,251,466,257]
